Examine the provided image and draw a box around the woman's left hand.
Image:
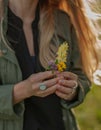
[55,72,78,101]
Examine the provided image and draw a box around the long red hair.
[0,0,99,80]
[39,0,98,80]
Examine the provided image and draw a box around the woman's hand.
[55,72,78,101]
[25,71,61,97]
[13,71,62,104]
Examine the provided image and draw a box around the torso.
[7,6,65,130]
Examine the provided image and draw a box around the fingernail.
[59,80,63,83]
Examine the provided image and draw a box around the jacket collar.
[0,0,20,65]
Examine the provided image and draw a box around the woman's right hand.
[24,71,61,97]
[13,71,62,104]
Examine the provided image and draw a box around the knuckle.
[40,95,44,98]
[39,72,43,76]
[29,74,36,82]
[40,95,45,98]
[65,94,71,100]
[63,80,66,85]
[63,95,68,100]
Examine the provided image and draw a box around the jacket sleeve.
[61,24,91,109]
[0,82,24,120]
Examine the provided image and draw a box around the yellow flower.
[59,62,66,68]
[57,64,63,72]
[46,41,69,72]
[55,41,68,71]
[57,62,67,72]
[56,41,69,63]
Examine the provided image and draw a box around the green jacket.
[0,0,90,130]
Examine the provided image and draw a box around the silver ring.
[71,81,78,94]
[73,81,78,89]
[39,84,47,91]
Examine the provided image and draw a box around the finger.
[37,84,57,97]
[43,77,63,88]
[31,83,56,97]
[56,90,76,100]
[57,85,72,94]
[55,90,70,100]
[29,71,55,83]
[58,79,78,88]
[31,77,62,93]
[57,72,78,80]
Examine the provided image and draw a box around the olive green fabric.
[0,0,90,130]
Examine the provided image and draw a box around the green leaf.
[46,66,51,71]
[55,59,58,64]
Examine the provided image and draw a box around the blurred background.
[74,84,101,130]
[74,0,101,130]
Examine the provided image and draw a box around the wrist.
[13,80,30,104]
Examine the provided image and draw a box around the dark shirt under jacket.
[7,6,65,130]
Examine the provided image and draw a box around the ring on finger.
[39,84,47,91]
[71,81,78,94]
[71,89,75,94]
[73,81,78,89]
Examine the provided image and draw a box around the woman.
[0,0,98,130]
